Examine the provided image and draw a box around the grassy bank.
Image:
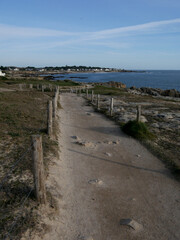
[0,76,80,88]
[92,85,127,96]
[0,89,59,239]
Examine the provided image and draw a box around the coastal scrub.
[122,120,154,140]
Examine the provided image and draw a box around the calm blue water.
[54,70,180,91]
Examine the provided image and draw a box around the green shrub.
[122,120,154,140]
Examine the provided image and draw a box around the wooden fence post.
[29,84,33,89]
[110,97,114,116]
[137,105,141,122]
[19,84,22,91]
[86,89,88,99]
[91,90,94,103]
[32,135,46,204]
[97,94,100,109]
[79,89,81,96]
[53,97,56,118]
[47,100,53,137]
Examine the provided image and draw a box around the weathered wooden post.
[19,84,22,91]
[110,97,114,116]
[137,105,141,122]
[53,97,56,118]
[97,94,100,110]
[91,90,94,103]
[76,88,78,94]
[55,90,59,106]
[56,86,59,94]
[42,85,44,92]
[29,84,33,89]
[79,88,81,96]
[32,135,46,204]
[47,100,53,137]
[86,89,88,99]
[37,84,39,90]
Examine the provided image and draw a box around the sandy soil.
[0,87,14,92]
[29,93,180,240]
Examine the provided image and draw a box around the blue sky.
[0,0,180,69]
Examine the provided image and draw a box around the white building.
[0,70,5,76]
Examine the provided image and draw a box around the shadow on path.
[68,148,170,177]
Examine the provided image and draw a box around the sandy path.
[32,93,180,240]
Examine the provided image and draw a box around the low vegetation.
[122,120,155,140]
[0,89,58,239]
[0,76,80,87]
[92,85,127,96]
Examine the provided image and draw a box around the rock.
[88,179,103,185]
[130,86,136,90]
[72,136,80,140]
[76,140,94,148]
[77,236,94,240]
[157,113,173,120]
[140,116,148,123]
[105,152,112,157]
[120,219,143,231]
[113,140,119,144]
[161,89,180,98]
[136,154,141,158]
[106,81,126,89]
[151,123,159,128]
[104,140,113,144]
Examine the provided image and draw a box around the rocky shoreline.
[129,86,180,98]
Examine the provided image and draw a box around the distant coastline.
[51,70,180,91]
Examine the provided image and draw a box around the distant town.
[0,65,137,74]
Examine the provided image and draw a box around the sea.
[53,70,180,91]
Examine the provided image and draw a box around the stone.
[76,141,94,148]
[120,219,143,231]
[105,152,112,157]
[140,116,148,123]
[72,136,80,140]
[151,123,159,128]
[106,81,126,89]
[104,140,113,144]
[78,236,94,240]
[88,179,103,185]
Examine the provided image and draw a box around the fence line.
[79,89,142,121]
[1,85,61,239]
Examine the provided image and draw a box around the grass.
[0,76,80,87]
[0,89,58,239]
[122,120,155,140]
[92,85,127,96]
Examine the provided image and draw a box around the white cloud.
[0,18,180,40]
[93,18,180,35]
[0,18,180,52]
[0,24,78,38]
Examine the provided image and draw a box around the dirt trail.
[31,93,180,240]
